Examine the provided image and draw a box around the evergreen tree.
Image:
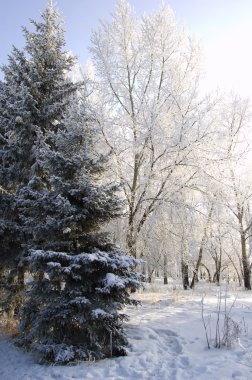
[1,4,142,362]
[0,4,79,314]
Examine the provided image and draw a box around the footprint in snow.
[178,355,190,368]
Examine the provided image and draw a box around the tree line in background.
[0,0,251,363]
[87,1,252,291]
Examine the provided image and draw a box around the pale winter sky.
[0,0,252,98]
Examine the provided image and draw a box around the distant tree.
[212,96,251,289]
[1,4,142,362]
[191,95,252,290]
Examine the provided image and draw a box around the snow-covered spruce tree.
[18,105,142,363]
[3,4,143,363]
[0,4,80,315]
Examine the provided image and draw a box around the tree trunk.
[126,223,137,258]
[200,263,211,283]
[163,254,168,284]
[181,259,189,290]
[241,233,251,290]
[212,259,221,285]
[190,204,214,289]
[190,245,203,289]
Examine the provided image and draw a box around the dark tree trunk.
[212,259,221,285]
[241,233,251,290]
[163,254,168,285]
[190,245,203,289]
[181,259,189,290]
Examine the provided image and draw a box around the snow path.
[1,284,252,379]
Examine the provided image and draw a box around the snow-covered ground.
[1,281,252,380]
